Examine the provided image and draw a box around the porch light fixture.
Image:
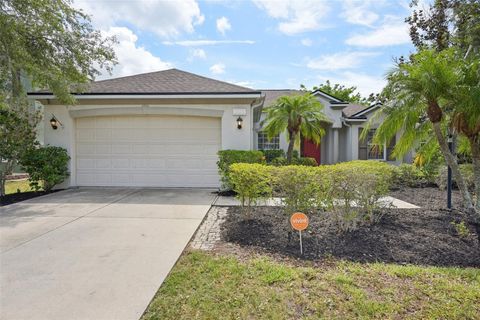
[50,114,63,130]
[236,116,243,129]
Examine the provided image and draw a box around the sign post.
[290,212,309,255]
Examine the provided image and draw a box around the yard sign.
[290,212,309,255]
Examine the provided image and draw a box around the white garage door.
[75,115,221,187]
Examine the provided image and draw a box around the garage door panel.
[76,115,221,187]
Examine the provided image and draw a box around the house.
[28,68,407,189]
[256,89,410,165]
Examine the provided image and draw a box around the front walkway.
[214,196,420,208]
[0,188,216,320]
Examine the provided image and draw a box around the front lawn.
[143,250,480,319]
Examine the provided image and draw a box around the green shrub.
[271,157,288,166]
[229,163,273,217]
[217,150,265,190]
[270,156,317,167]
[20,146,70,191]
[436,164,474,190]
[321,161,394,232]
[393,164,427,187]
[273,165,324,215]
[295,157,317,166]
[261,149,285,163]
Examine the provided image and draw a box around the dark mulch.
[221,187,480,268]
[1,190,61,206]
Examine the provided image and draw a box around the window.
[258,132,280,150]
[366,129,385,160]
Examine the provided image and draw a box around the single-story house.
[29,69,409,189]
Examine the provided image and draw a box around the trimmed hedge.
[261,149,285,163]
[229,163,273,216]
[217,150,265,190]
[271,156,317,167]
[228,160,396,231]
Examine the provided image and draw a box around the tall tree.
[371,49,478,216]
[262,94,329,163]
[301,81,378,105]
[0,0,117,195]
[0,0,117,103]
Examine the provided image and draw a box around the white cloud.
[301,38,312,46]
[97,27,172,79]
[307,51,380,71]
[316,72,386,96]
[341,0,382,27]
[231,81,254,88]
[163,40,255,46]
[190,48,207,60]
[253,0,330,35]
[210,63,226,75]
[74,0,204,38]
[346,16,410,47]
[216,16,231,35]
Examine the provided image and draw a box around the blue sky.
[74,0,425,96]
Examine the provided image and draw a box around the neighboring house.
[28,69,408,189]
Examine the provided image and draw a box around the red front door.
[302,138,321,165]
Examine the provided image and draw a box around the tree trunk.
[469,138,480,211]
[432,122,475,212]
[286,131,296,164]
[0,160,14,197]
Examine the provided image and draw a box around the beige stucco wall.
[39,100,254,188]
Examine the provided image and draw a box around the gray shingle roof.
[342,103,369,118]
[260,89,303,106]
[32,69,259,95]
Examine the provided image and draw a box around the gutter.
[28,92,262,100]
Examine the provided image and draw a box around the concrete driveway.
[0,188,216,320]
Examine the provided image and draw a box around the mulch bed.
[220,187,480,267]
[0,190,61,206]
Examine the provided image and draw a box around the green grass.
[5,179,34,195]
[142,251,480,320]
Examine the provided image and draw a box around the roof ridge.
[91,68,176,84]
[168,68,254,91]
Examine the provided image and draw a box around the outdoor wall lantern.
[236,116,243,129]
[50,114,63,130]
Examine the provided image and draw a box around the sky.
[73,0,427,96]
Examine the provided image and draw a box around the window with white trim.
[257,132,280,150]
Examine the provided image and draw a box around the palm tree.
[262,93,329,163]
[370,49,477,214]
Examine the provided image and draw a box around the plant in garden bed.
[228,161,395,232]
[20,146,70,191]
[217,150,265,191]
[229,163,272,218]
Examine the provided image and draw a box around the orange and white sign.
[290,212,309,231]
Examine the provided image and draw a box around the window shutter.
[358,128,367,160]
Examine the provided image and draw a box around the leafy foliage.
[217,150,265,190]
[262,93,329,163]
[260,149,285,163]
[0,0,117,103]
[273,165,323,216]
[0,100,40,196]
[301,81,379,105]
[21,146,70,191]
[228,161,395,232]
[229,163,273,217]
